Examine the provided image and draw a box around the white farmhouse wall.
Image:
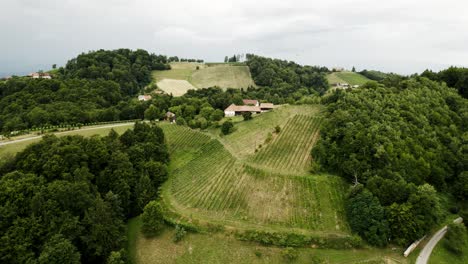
[224,111,235,117]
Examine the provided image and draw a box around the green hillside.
[159,105,350,235]
[0,123,135,158]
[132,105,408,264]
[152,62,255,96]
[327,71,371,86]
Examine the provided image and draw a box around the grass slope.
[152,62,255,96]
[429,233,468,264]
[191,65,255,89]
[327,72,370,86]
[132,226,407,264]
[211,105,321,160]
[156,79,196,96]
[159,105,350,236]
[249,115,322,174]
[0,123,134,158]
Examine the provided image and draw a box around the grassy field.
[152,62,255,96]
[428,227,468,264]
[156,79,197,96]
[0,123,134,158]
[159,105,350,236]
[130,220,407,264]
[191,65,255,89]
[327,72,370,86]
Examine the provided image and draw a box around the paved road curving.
[415,217,463,264]
[0,122,136,147]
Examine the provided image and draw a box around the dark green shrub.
[221,120,234,135]
[443,223,467,255]
[242,112,252,121]
[281,247,298,261]
[141,201,165,237]
[173,225,187,243]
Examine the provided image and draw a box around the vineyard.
[159,112,350,235]
[249,115,322,174]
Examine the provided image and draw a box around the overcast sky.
[2,0,468,76]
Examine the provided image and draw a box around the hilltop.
[152,62,255,96]
[326,71,371,87]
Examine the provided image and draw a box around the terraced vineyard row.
[160,123,211,152]
[159,116,350,235]
[250,115,323,174]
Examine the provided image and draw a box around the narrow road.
[415,217,463,264]
[0,122,136,147]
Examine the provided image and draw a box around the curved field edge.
[128,219,408,264]
[157,114,356,248]
[151,63,255,96]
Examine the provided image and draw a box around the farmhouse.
[138,95,152,101]
[224,104,261,117]
[334,82,350,89]
[29,72,52,79]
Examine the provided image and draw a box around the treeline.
[0,122,169,263]
[0,49,172,133]
[313,78,467,246]
[0,78,139,132]
[421,67,468,98]
[62,49,169,95]
[359,69,392,81]
[245,54,329,95]
[224,54,244,63]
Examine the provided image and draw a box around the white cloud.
[1,0,468,75]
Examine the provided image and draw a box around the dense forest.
[313,78,467,246]
[245,54,329,95]
[421,66,468,98]
[0,49,168,132]
[0,122,169,263]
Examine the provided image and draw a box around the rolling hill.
[327,71,371,86]
[152,62,255,96]
[159,105,350,236]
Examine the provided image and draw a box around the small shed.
[260,103,274,112]
[166,111,176,123]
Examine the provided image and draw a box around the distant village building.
[29,72,52,79]
[138,95,152,101]
[332,67,345,72]
[334,82,350,89]
[242,99,259,106]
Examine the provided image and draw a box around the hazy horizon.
[2,0,468,77]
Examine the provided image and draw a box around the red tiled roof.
[225,104,261,112]
[243,99,258,105]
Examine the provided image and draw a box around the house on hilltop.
[29,72,52,79]
[224,104,261,117]
[138,95,152,101]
